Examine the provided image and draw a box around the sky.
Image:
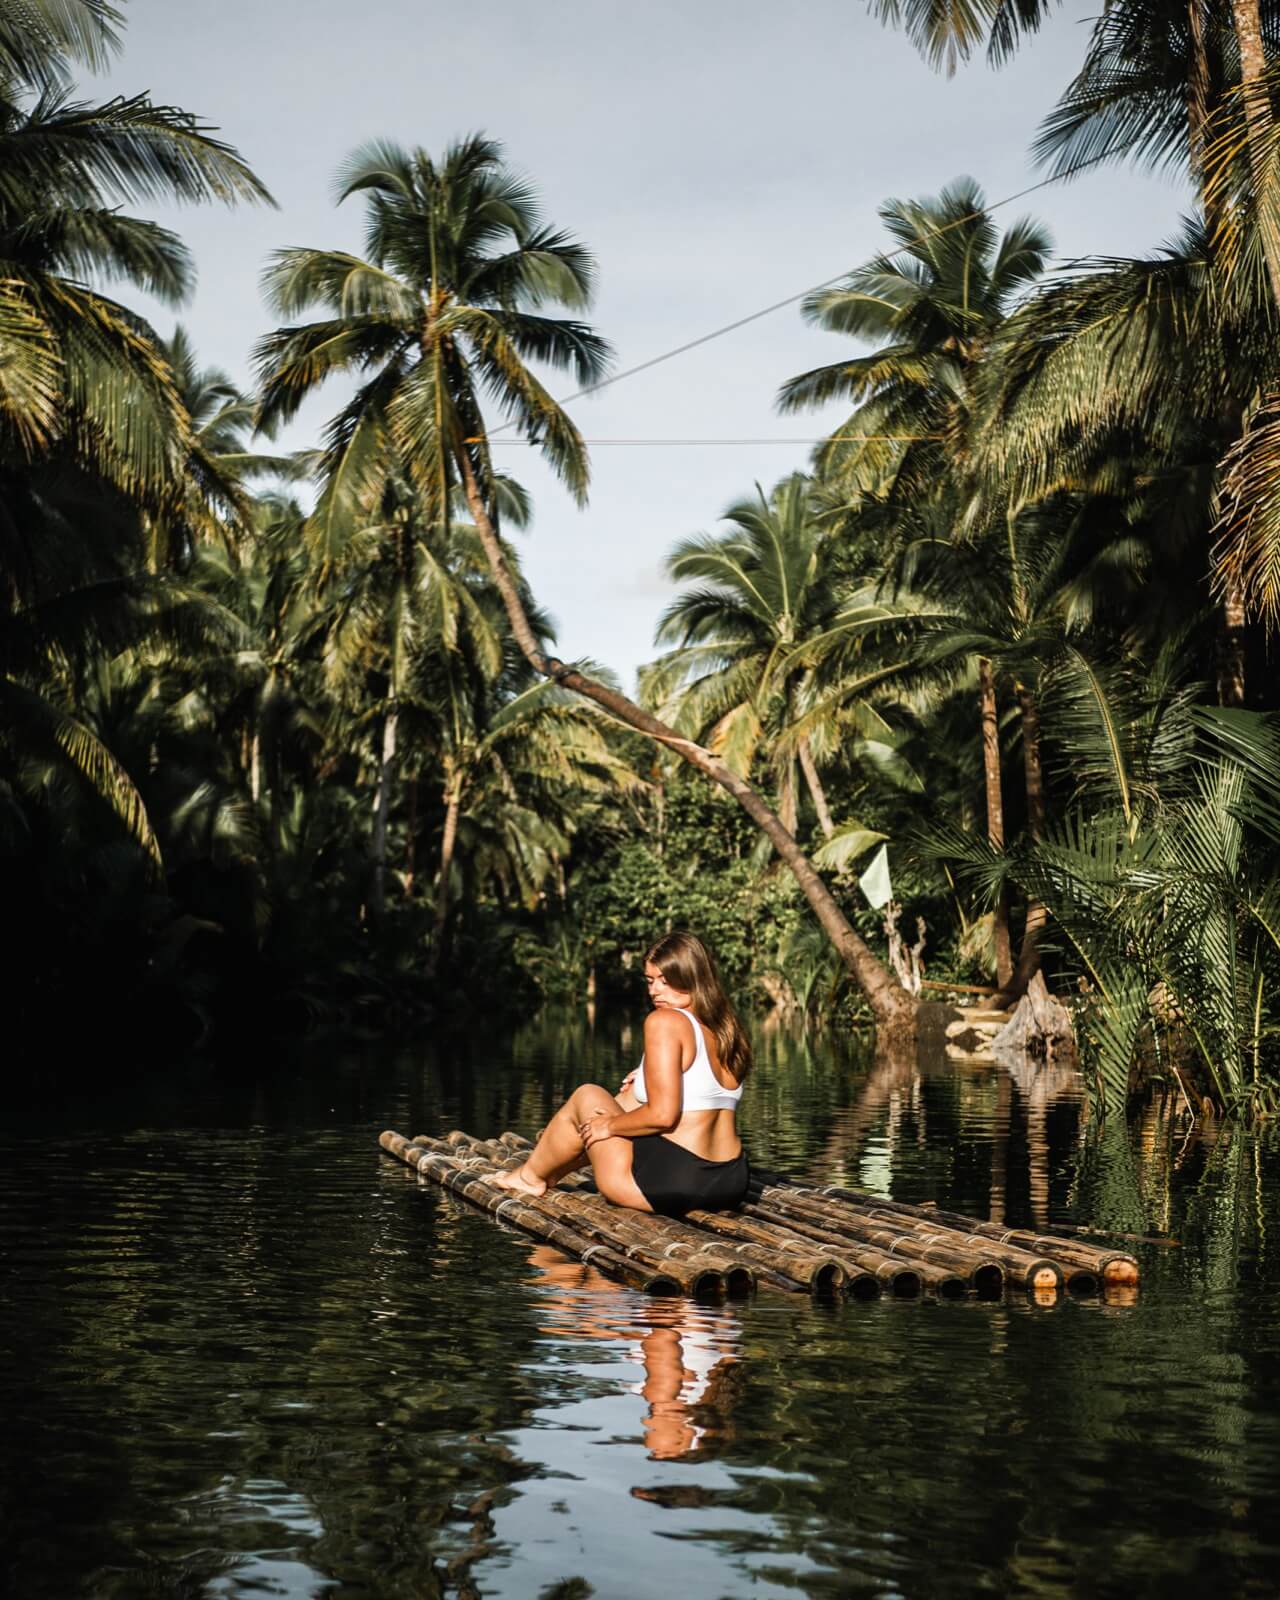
[99,0,1192,687]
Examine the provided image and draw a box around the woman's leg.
[496,1083,632,1196]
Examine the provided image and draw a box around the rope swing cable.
[471,145,1126,447]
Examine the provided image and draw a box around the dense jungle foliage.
[5,1,1280,1111]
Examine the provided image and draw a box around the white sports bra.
[633,1007,743,1112]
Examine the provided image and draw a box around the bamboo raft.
[379,1129,1140,1305]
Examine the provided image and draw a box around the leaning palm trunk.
[1231,0,1280,309]
[979,658,1014,989]
[370,703,398,920]
[457,451,916,1039]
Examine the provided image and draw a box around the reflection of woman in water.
[631,1304,740,1461]
[527,1247,741,1464]
[496,932,751,1217]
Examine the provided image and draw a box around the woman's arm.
[581,1010,687,1145]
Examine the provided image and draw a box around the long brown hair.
[644,931,752,1083]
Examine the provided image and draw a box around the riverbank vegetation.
[4,2,1280,1110]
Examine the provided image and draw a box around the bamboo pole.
[412,1141,729,1295]
[379,1133,681,1294]
[423,1135,778,1297]
[773,1190,1067,1296]
[746,1195,978,1299]
[677,1207,865,1297]
[856,1204,1068,1296]
[408,1131,1114,1301]
[454,1133,855,1294]
[444,1137,871,1298]
[742,1199,950,1295]
[417,1147,730,1298]
[541,1195,752,1298]
[388,1134,699,1292]
[436,1132,904,1296]
[757,1188,1005,1297]
[750,1158,1124,1290]
[817,1188,1137,1287]
[406,1136,749,1298]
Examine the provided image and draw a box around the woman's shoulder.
[644,1006,696,1042]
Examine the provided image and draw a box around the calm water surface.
[2,1012,1279,1598]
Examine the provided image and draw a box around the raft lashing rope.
[379,1130,1140,1304]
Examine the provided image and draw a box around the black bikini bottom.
[628,1135,749,1218]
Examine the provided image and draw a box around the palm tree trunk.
[1218,571,1248,705]
[404,776,418,897]
[779,757,798,835]
[999,685,1048,1005]
[798,736,835,839]
[370,702,398,920]
[1195,20,1250,702]
[1188,2,1231,253]
[249,729,261,805]
[1017,685,1046,842]
[1187,0,1211,198]
[456,448,916,1039]
[427,772,462,973]
[979,657,1014,990]
[1231,0,1280,308]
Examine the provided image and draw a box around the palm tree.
[424,674,638,967]
[312,469,530,919]
[862,0,1049,76]
[978,686,1280,1114]
[147,326,301,571]
[905,499,1157,1000]
[255,134,917,1036]
[1229,0,1280,302]
[1031,1,1277,200]
[778,179,1050,504]
[779,180,1051,991]
[0,1,269,857]
[868,0,1280,302]
[646,473,882,839]
[0,2,122,92]
[869,2,1280,672]
[982,219,1280,703]
[190,493,325,810]
[0,8,271,508]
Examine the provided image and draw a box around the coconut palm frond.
[813,823,889,873]
[0,674,161,867]
[1213,391,1280,632]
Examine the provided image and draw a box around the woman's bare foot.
[493,1163,548,1197]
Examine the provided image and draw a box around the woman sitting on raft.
[496,931,751,1217]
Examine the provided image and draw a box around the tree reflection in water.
[802,1028,1094,1232]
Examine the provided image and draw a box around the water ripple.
[2,1022,1279,1598]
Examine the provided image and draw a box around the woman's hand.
[579,1109,618,1149]
[617,1071,636,1096]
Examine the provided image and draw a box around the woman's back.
[631,1007,743,1162]
[634,1007,742,1111]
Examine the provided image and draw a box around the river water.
[3,1012,1279,1598]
